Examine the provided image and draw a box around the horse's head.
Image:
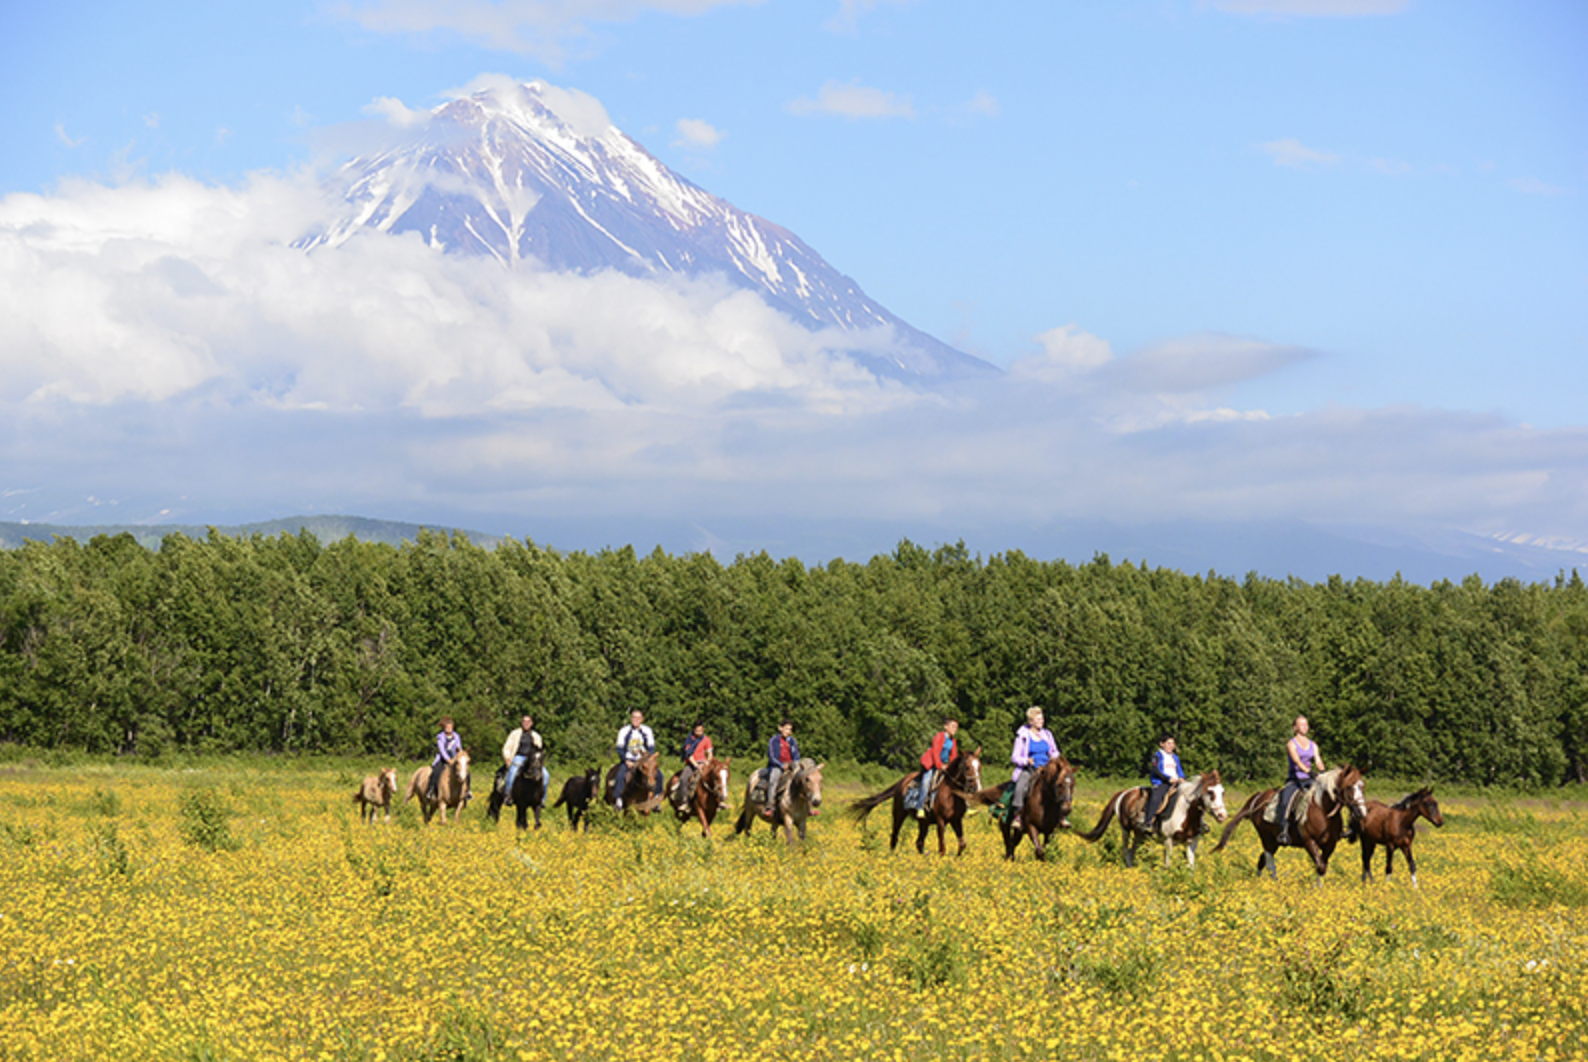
[1338,765,1367,820]
[1406,786,1443,828]
[454,749,472,787]
[797,761,824,812]
[583,766,600,791]
[712,758,732,802]
[380,767,398,797]
[1050,757,1076,828]
[962,746,983,794]
[1201,769,1228,823]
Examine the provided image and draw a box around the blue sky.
[2,0,1586,570]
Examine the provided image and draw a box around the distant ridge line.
[0,515,502,552]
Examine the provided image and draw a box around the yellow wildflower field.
[0,765,1583,1062]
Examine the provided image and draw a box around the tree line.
[0,529,1583,787]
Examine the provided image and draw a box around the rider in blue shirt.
[1141,734,1182,832]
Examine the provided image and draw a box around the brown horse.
[352,767,398,825]
[666,756,732,838]
[1079,770,1229,869]
[604,751,663,815]
[1213,766,1367,879]
[403,750,472,825]
[975,756,1077,861]
[552,767,601,831]
[849,747,984,856]
[1352,786,1443,887]
[734,759,825,845]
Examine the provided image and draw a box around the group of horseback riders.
[423,705,1331,844]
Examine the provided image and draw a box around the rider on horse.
[914,718,959,819]
[501,714,548,808]
[761,720,801,818]
[1009,706,1059,832]
[1276,715,1325,845]
[613,710,656,810]
[1141,733,1182,833]
[426,717,465,802]
[676,722,713,810]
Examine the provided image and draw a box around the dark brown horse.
[975,756,1077,861]
[666,756,732,838]
[1213,766,1367,879]
[1078,771,1229,869]
[552,767,601,831]
[487,742,546,831]
[848,747,984,856]
[604,751,663,815]
[1351,786,1443,887]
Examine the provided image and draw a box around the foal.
[1353,786,1444,888]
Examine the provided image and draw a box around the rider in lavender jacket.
[1009,706,1058,830]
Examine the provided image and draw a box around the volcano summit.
[302,80,992,382]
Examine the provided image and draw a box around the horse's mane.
[1392,786,1431,810]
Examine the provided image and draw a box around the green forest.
[1,529,1584,787]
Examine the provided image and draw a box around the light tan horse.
[404,750,472,825]
[734,760,824,845]
[353,766,399,824]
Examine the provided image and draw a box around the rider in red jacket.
[914,719,959,819]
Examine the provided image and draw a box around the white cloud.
[1210,0,1410,15]
[1508,176,1568,196]
[364,96,432,128]
[4,170,1586,554]
[334,0,761,63]
[143,113,161,130]
[1261,137,1338,169]
[787,80,915,120]
[953,90,1001,122]
[824,0,913,34]
[672,118,725,150]
[54,124,86,148]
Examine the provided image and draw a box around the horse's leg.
[935,818,947,857]
[1403,843,1418,888]
[950,814,966,857]
[889,798,906,852]
[1185,839,1197,870]
[1361,838,1375,883]
[1384,844,1397,880]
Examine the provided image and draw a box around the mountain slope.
[301,80,992,381]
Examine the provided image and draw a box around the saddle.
[751,767,790,807]
[1263,786,1311,829]
[902,773,938,812]
[1134,782,1182,831]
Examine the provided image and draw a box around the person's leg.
[1276,781,1298,843]
[426,761,441,799]
[916,769,935,818]
[763,766,782,816]
[1010,771,1034,828]
[1142,783,1165,830]
[504,756,526,805]
[614,761,630,808]
[540,766,551,809]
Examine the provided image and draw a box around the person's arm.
[503,730,518,764]
[1313,745,1325,773]
[1011,730,1029,769]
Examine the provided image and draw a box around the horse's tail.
[848,780,907,822]
[1078,791,1124,843]
[552,786,567,809]
[1213,790,1268,853]
[971,782,1010,807]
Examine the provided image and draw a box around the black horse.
[487,744,546,831]
[552,767,601,831]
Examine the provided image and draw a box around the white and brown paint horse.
[353,767,399,825]
[1214,766,1367,880]
[848,747,984,856]
[667,756,732,838]
[403,749,472,825]
[734,759,824,845]
[1078,770,1228,868]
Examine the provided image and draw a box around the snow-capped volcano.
[302,80,993,380]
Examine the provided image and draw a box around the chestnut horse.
[734,759,825,845]
[848,747,984,856]
[1352,786,1443,887]
[1213,766,1367,880]
[666,756,732,838]
[1078,770,1229,869]
[604,751,663,815]
[352,767,398,825]
[975,756,1077,862]
[403,750,472,825]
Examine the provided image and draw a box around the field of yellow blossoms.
[0,762,1583,1062]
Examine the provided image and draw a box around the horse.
[552,767,601,831]
[403,749,472,825]
[604,751,663,815]
[487,743,547,831]
[1351,786,1444,887]
[352,767,398,825]
[666,756,732,838]
[1213,766,1367,879]
[1078,770,1229,868]
[974,756,1077,861]
[848,747,984,856]
[734,759,825,845]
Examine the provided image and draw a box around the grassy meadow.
[0,760,1583,1062]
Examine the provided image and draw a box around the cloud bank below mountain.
[4,168,1587,558]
